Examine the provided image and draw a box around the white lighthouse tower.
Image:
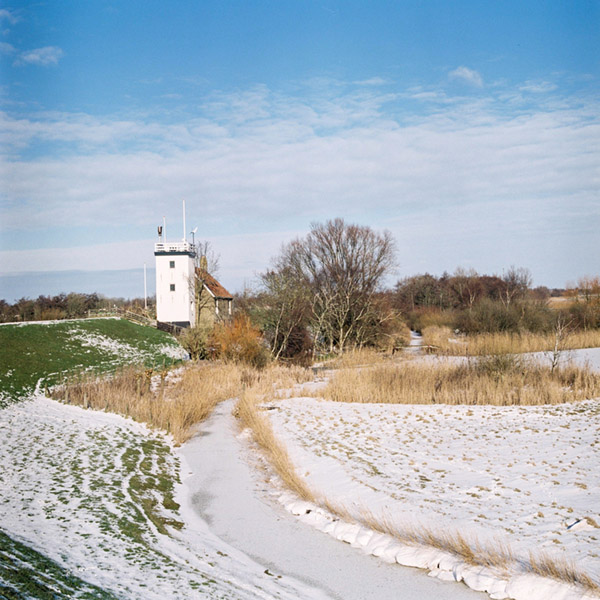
[154,202,196,327]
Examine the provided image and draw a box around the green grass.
[0,529,119,599]
[0,318,184,405]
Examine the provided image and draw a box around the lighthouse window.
[170,284,175,292]
[169,260,175,268]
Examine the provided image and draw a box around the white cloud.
[15,45,64,67]
[353,77,388,86]
[519,80,558,93]
[0,79,598,286]
[449,66,484,87]
[0,9,19,25]
[0,42,15,55]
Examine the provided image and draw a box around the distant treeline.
[390,270,599,334]
[3,218,599,368]
[0,293,153,323]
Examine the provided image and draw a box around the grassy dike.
[0,318,187,598]
[0,318,185,405]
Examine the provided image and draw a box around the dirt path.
[178,400,484,600]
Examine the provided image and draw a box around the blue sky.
[1,0,599,301]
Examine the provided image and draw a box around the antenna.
[182,199,186,242]
[190,226,198,249]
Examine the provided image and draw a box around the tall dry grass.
[323,358,600,406]
[52,362,313,444]
[235,388,315,501]
[359,509,598,592]
[528,551,599,592]
[423,326,600,356]
[52,363,243,444]
[325,347,388,369]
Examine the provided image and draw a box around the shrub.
[179,325,210,361]
[406,307,456,333]
[209,315,270,369]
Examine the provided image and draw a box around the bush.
[209,316,270,369]
[406,308,456,333]
[179,325,210,361]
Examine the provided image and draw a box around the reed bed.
[52,363,243,444]
[423,326,600,356]
[323,358,600,406]
[52,362,313,444]
[528,551,599,592]
[358,509,597,592]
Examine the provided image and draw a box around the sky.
[0,0,598,302]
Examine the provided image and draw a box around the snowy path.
[179,400,484,600]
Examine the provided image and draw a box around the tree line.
[0,293,150,323]
[4,219,599,365]
[235,220,599,363]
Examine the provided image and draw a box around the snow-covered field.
[64,325,187,364]
[0,393,324,599]
[2,342,599,599]
[263,351,600,599]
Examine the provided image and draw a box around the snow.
[65,327,187,363]
[2,345,600,599]
[261,350,600,599]
[0,392,327,599]
[180,399,482,600]
[0,316,120,326]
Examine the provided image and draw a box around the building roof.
[195,268,233,299]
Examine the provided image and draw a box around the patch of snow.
[0,392,326,599]
[266,395,600,599]
[180,400,481,600]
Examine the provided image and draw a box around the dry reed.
[529,551,599,593]
[323,358,600,406]
[235,389,315,501]
[325,347,388,369]
[357,506,514,571]
[52,363,243,444]
[423,326,600,356]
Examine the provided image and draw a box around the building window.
[170,284,175,292]
[169,260,175,268]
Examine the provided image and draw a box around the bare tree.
[273,219,396,355]
[501,266,532,308]
[547,313,573,373]
[260,264,311,360]
[186,240,224,327]
[451,268,483,311]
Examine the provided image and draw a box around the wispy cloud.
[0,8,19,26]
[354,77,388,87]
[14,45,64,67]
[0,42,15,55]
[519,80,558,93]
[449,66,484,87]
[0,77,597,286]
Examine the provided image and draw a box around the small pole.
[144,263,148,310]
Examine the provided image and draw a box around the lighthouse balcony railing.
[154,241,195,255]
